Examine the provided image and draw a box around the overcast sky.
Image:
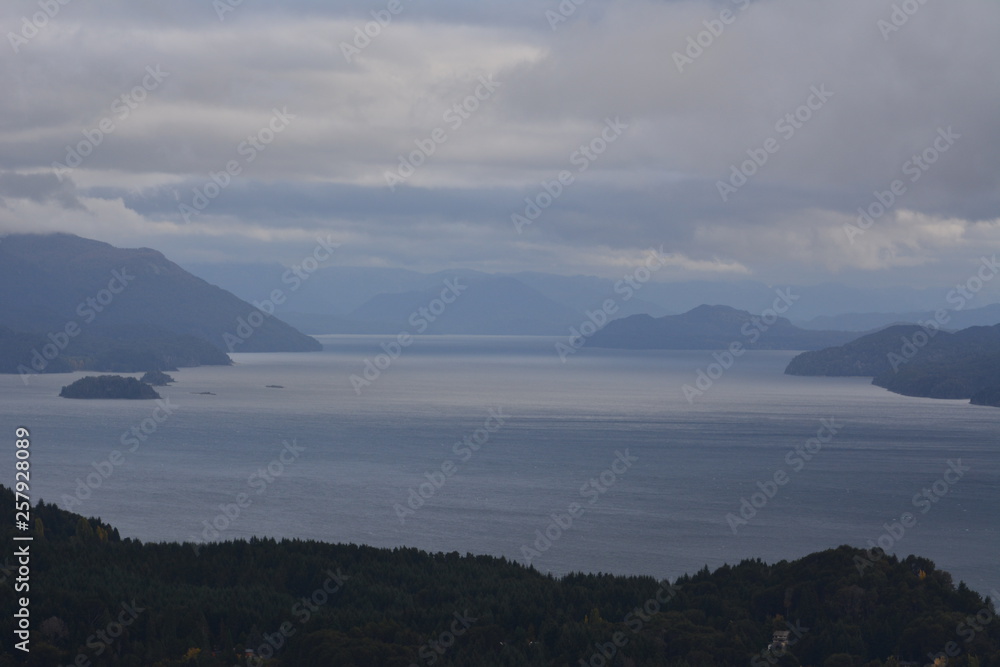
[1,0,998,287]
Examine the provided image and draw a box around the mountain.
[502,271,671,318]
[797,312,922,332]
[798,303,1000,332]
[786,323,1000,404]
[184,263,597,335]
[182,262,680,322]
[0,324,231,374]
[183,262,1000,335]
[871,325,1000,400]
[502,277,958,322]
[182,262,431,316]
[784,325,926,377]
[585,304,859,350]
[0,233,320,375]
[342,275,585,335]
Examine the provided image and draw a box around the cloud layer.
[2,0,999,287]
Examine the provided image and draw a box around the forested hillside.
[2,486,997,666]
[0,234,320,377]
[786,324,1000,405]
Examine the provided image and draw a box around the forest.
[1,484,998,666]
[58,376,161,400]
[0,326,231,377]
[786,323,1000,406]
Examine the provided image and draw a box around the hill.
[343,275,585,335]
[59,375,161,399]
[176,264,595,335]
[278,272,662,335]
[586,304,859,350]
[141,370,175,386]
[798,303,1000,332]
[784,325,927,377]
[786,324,1000,404]
[0,233,320,375]
[0,324,232,375]
[185,264,977,325]
[2,484,997,666]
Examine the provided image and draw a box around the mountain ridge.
[785,323,1000,405]
[584,304,860,350]
[0,233,320,375]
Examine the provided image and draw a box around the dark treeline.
[2,485,998,666]
[786,324,1000,406]
[58,376,161,400]
[0,325,231,376]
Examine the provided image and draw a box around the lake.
[3,335,997,597]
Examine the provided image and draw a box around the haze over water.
[4,336,997,596]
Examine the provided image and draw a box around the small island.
[60,375,161,400]
[141,370,176,386]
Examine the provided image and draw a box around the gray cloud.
[0,0,997,287]
[0,171,81,209]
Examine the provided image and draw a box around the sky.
[1,0,999,287]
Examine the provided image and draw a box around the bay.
[2,335,996,596]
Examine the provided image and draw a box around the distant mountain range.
[183,264,667,335]
[798,303,1000,332]
[344,275,587,335]
[4,233,1000,374]
[786,324,1000,406]
[584,304,860,350]
[0,233,320,376]
[185,261,1000,335]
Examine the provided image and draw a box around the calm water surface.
[2,336,996,595]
